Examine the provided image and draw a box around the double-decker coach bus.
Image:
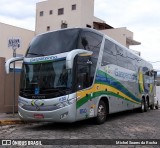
[6,28,156,124]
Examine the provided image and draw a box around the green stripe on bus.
[76,91,140,109]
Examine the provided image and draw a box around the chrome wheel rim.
[142,101,144,111]
[98,105,106,120]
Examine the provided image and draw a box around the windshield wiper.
[27,52,46,56]
[42,88,71,95]
[20,89,33,93]
[21,87,71,96]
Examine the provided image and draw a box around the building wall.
[0,22,35,62]
[0,57,20,113]
[35,0,140,48]
[0,23,34,113]
[80,0,94,28]
[36,0,94,35]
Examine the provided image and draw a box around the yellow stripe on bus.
[77,84,139,104]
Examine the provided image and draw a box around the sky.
[0,0,160,70]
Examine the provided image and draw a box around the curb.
[0,119,38,126]
[0,119,25,125]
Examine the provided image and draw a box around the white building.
[0,22,34,61]
[36,0,140,48]
[0,0,141,62]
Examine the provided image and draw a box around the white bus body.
[6,28,156,124]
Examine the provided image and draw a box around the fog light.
[18,102,24,107]
[68,98,76,104]
[60,112,68,119]
[56,103,65,108]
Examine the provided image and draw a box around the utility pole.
[13,46,17,116]
[8,37,21,116]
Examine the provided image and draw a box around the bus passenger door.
[75,55,95,120]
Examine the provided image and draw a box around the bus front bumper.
[18,103,76,123]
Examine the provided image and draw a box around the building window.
[40,11,44,16]
[61,23,68,29]
[47,26,50,31]
[49,10,53,15]
[86,24,91,28]
[58,8,64,15]
[72,4,76,10]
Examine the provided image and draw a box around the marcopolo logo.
[30,55,57,63]
[31,100,44,111]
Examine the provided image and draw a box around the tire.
[139,99,145,113]
[144,99,148,112]
[155,102,159,109]
[150,104,154,110]
[95,100,107,124]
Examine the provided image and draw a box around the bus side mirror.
[5,57,24,74]
[66,49,92,69]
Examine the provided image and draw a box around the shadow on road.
[23,109,151,131]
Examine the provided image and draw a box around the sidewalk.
[0,113,24,125]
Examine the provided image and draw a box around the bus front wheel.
[95,100,107,124]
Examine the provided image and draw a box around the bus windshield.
[20,60,72,98]
[26,28,102,59]
[26,29,80,57]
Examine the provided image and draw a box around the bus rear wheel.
[95,100,107,124]
[155,101,159,109]
[150,104,154,110]
[144,99,149,112]
[140,99,145,113]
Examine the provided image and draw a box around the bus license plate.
[34,114,44,119]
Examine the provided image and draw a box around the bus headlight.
[68,98,76,104]
[56,98,76,109]
[56,102,65,108]
[18,102,24,107]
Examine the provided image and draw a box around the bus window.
[76,31,102,89]
[75,56,93,90]
[116,46,128,68]
[127,62,136,71]
[127,52,136,71]
[102,39,117,66]
[26,29,80,57]
[78,31,103,59]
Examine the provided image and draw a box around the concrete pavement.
[0,109,160,147]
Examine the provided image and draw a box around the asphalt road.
[0,109,160,148]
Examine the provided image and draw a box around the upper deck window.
[26,28,102,58]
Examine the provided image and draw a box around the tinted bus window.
[26,29,103,59]
[116,46,127,68]
[102,39,117,66]
[26,29,80,57]
[78,31,103,59]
